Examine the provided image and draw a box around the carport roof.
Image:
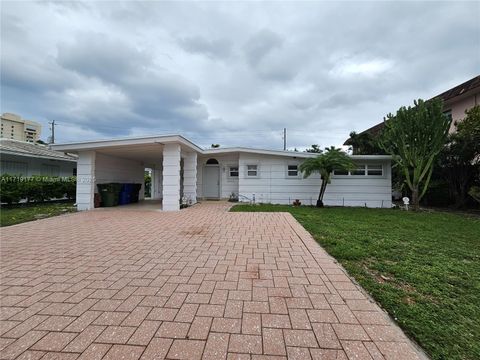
[51,134,204,153]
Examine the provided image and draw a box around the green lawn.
[1,202,76,227]
[231,204,480,360]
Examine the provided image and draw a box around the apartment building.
[0,113,42,142]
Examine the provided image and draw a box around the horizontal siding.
[238,153,392,208]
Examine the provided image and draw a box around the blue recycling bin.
[119,183,133,205]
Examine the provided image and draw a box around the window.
[443,110,452,123]
[351,164,366,176]
[367,164,383,176]
[287,164,299,177]
[73,168,77,176]
[246,165,258,177]
[229,166,239,177]
[333,169,348,176]
[206,158,219,165]
[333,164,383,177]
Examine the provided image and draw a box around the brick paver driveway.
[1,202,426,360]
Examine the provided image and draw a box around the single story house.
[0,138,77,177]
[52,134,392,211]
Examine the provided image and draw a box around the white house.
[51,134,392,211]
[0,138,77,177]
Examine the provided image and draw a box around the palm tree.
[299,147,355,207]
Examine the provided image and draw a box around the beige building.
[0,113,42,142]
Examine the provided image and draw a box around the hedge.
[0,174,76,204]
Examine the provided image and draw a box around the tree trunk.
[411,186,420,210]
[316,178,327,207]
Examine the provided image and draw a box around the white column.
[162,143,181,211]
[76,151,96,211]
[183,152,197,205]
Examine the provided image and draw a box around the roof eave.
[51,134,204,153]
[0,149,77,162]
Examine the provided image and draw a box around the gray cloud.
[1,1,479,149]
[178,36,232,59]
[244,29,284,67]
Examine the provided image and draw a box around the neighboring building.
[345,75,480,148]
[0,113,42,142]
[0,139,77,177]
[52,134,392,211]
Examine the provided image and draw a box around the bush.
[0,174,76,204]
[0,174,23,204]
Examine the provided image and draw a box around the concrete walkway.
[0,202,426,359]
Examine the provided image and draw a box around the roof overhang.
[202,147,318,158]
[51,134,204,153]
[51,134,392,161]
[1,149,77,162]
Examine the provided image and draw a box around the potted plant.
[228,192,239,202]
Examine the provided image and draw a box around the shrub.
[0,174,23,204]
[0,175,76,204]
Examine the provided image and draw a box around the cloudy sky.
[1,1,479,150]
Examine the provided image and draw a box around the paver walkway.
[0,202,427,360]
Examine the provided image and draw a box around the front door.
[204,166,220,198]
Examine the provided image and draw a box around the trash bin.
[130,183,142,203]
[119,183,132,205]
[97,183,121,207]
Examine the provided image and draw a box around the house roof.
[0,138,77,162]
[344,74,480,145]
[433,75,480,103]
[51,134,391,160]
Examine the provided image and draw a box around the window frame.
[351,164,366,176]
[286,164,300,178]
[246,164,259,178]
[366,164,383,176]
[332,163,384,178]
[228,166,239,178]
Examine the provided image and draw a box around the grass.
[0,201,76,227]
[231,204,480,360]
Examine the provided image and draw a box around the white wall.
[0,154,76,177]
[95,152,145,199]
[238,153,392,208]
[197,154,239,199]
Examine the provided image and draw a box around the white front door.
[204,166,220,198]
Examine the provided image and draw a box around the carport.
[52,135,200,211]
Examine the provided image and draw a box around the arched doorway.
[204,158,220,199]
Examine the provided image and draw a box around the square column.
[162,143,181,211]
[76,151,96,211]
[183,152,197,205]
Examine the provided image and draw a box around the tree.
[347,131,384,155]
[305,144,323,153]
[379,98,452,210]
[299,147,355,207]
[438,105,480,207]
